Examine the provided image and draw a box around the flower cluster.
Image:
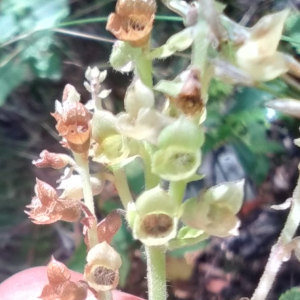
[26,0,300,299]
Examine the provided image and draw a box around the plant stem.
[140,142,160,190]
[134,40,167,300]
[145,246,167,300]
[135,50,153,87]
[169,181,187,207]
[112,167,133,209]
[251,174,300,300]
[73,153,98,248]
[97,291,113,300]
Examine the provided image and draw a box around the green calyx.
[127,186,180,246]
[152,147,201,181]
[157,117,204,151]
[92,110,118,143]
[181,180,244,237]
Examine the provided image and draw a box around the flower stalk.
[251,174,300,300]
[145,246,167,300]
[73,152,98,248]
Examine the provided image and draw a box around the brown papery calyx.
[52,102,91,153]
[172,69,204,116]
[106,0,157,47]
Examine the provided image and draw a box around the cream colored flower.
[84,242,122,292]
[236,10,289,81]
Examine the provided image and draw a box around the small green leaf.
[168,226,209,250]
[154,79,183,98]
[148,26,195,59]
[279,287,300,300]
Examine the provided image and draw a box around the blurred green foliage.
[279,287,300,300]
[0,0,69,104]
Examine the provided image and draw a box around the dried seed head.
[141,213,173,236]
[172,69,204,115]
[84,242,122,292]
[52,102,91,153]
[92,265,118,286]
[33,150,70,169]
[106,0,157,47]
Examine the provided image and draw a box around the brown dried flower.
[33,150,71,169]
[106,0,157,47]
[40,257,88,300]
[25,179,82,224]
[52,102,91,153]
[82,209,122,250]
[171,69,204,115]
[84,242,122,292]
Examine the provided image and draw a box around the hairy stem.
[140,142,160,190]
[74,153,112,300]
[112,167,133,209]
[251,175,300,300]
[168,181,187,207]
[73,153,98,248]
[145,246,167,300]
[134,41,167,300]
[134,46,153,87]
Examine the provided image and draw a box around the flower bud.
[62,84,80,103]
[33,150,71,169]
[92,110,118,143]
[84,242,122,292]
[109,41,134,72]
[127,186,179,246]
[181,180,244,237]
[57,174,104,200]
[124,78,155,118]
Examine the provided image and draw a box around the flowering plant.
[3,1,300,300]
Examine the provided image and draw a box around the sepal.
[152,147,201,181]
[181,180,244,237]
[127,186,179,246]
[124,78,155,118]
[167,226,209,250]
[148,26,197,60]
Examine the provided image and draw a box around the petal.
[202,180,244,213]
